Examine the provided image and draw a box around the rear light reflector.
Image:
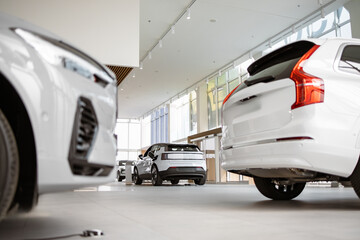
[290,45,324,110]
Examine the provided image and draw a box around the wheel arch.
[0,72,38,212]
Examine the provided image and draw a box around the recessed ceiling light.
[210,19,217,23]
[120,88,124,91]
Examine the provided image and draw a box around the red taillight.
[290,45,324,110]
[223,84,240,105]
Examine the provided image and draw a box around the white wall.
[0,0,139,67]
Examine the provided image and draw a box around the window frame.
[335,43,360,76]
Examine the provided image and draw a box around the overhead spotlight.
[171,25,175,34]
[218,70,222,77]
[186,8,191,20]
[321,8,325,18]
[132,72,135,78]
[140,62,143,70]
[149,51,152,59]
[159,39,163,48]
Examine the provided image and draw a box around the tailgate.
[223,79,294,137]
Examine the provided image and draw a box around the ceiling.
[118,0,350,119]
[0,0,139,67]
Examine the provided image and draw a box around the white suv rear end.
[221,39,360,200]
[133,143,206,186]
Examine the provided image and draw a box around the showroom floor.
[0,182,360,240]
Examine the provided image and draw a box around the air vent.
[75,97,97,158]
[69,97,107,176]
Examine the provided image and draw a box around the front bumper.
[37,70,117,193]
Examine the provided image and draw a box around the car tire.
[116,171,122,182]
[0,109,19,221]
[350,159,360,199]
[194,177,206,185]
[151,165,162,186]
[133,167,142,185]
[171,179,179,185]
[254,177,305,200]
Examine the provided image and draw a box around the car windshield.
[166,145,200,152]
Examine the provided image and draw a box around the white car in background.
[221,38,360,200]
[133,143,207,186]
[0,12,117,220]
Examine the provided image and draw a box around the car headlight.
[12,28,115,87]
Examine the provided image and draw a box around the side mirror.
[138,154,143,160]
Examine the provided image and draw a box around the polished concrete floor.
[0,182,360,240]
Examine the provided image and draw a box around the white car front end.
[0,13,117,198]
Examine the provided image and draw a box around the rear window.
[244,41,315,87]
[166,145,200,152]
[339,45,360,75]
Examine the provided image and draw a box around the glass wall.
[263,6,351,55]
[207,77,217,129]
[189,90,197,135]
[170,94,190,142]
[217,72,227,125]
[115,119,141,161]
[206,66,243,129]
[151,106,168,144]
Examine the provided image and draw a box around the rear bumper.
[159,167,206,180]
[220,139,359,178]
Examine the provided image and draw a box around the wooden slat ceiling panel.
[106,65,133,86]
